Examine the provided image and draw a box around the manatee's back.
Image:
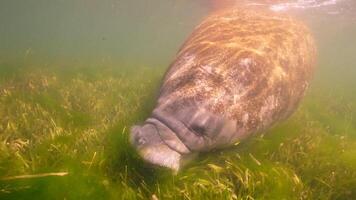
[157,9,316,136]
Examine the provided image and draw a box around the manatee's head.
[130,120,192,172]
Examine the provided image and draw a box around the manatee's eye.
[188,113,224,138]
[176,106,224,138]
[190,124,207,136]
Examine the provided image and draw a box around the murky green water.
[0,0,355,199]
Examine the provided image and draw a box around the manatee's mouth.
[131,118,191,171]
[138,143,182,171]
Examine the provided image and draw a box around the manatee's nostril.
[130,125,142,146]
[138,137,146,145]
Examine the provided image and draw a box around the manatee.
[130,8,316,171]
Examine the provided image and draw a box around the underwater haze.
[1,0,356,199]
[0,0,207,67]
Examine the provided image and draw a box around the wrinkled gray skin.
[131,108,237,171]
[130,8,316,171]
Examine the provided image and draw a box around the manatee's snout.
[130,125,144,146]
[130,122,182,171]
